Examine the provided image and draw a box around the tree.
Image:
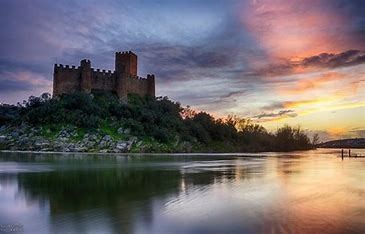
[311,133,320,146]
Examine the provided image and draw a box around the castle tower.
[53,64,61,96]
[115,51,137,99]
[80,59,91,93]
[147,74,155,96]
[115,51,137,76]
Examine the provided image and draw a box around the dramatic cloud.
[0,78,32,93]
[253,109,298,121]
[0,71,51,91]
[0,0,364,138]
[240,0,365,59]
[302,50,365,68]
[278,72,344,95]
[0,70,52,103]
[253,50,365,77]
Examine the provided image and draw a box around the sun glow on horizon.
[0,0,364,141]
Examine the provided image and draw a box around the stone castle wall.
[127,75,155,97]
[91,69,116,92]
[53,65,81,96]
[53,51,155,99]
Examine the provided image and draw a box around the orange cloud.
[283,98,365,114]
[257,94,365,124]
[334,79,363,97]
[254,114,295,123]
[327,127,348,139]
[240,0,360,59]
[252,50,365,78]
[279,72,344,95]
[283,99,328,109]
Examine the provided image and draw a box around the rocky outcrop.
[0,124,138,153]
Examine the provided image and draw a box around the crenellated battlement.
[53,51,155,98]
[54,64,80,72]
[91,68,113,74]
[116,51,135,55]
[129,75,150,80]
[81,59,91,64]
[92,68,114,79]
[147,74,155,80]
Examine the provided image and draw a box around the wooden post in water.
[348,149,351,157]
[341,149,344,160]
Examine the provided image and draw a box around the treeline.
[0,92,315,152]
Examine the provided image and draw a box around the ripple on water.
[0,162,53,173]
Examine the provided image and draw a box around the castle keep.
[53,51,155,99]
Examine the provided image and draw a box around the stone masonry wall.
[53,65,81,96]
[91,69,116,92]
[53,51,155,99]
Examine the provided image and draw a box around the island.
[0,51,315,153]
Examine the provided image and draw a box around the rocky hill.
[318,138,365,148]
[0,92,315,153]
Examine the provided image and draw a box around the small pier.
[340,149,365,160]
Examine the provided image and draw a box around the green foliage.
[99,120,124,140]
[0,104,20,125]
[2,92,314,152]
[275,125,311,151]
[40,124,63,140]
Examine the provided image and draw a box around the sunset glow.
[0,0,364,141]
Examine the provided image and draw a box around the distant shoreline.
[0,148,345,156]
[317,138,365,149]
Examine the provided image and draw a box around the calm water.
[0,149,364,234]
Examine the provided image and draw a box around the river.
[0,149,364,233]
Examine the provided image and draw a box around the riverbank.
[0,148,340,158]
[0,92,315,153]
[0,150,270,156]
[0,123,315,153]
[0,124,195,153]
[3,148,362,157]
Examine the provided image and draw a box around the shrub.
[7,92,313,152]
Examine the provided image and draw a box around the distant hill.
[318,138,365,148]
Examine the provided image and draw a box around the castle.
[53,51,155,99]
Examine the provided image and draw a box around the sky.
[0,0,364,141]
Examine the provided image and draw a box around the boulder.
[57,128,75,139]
[40,148,52,152]
[98,135,113,149]
[115,141,128,151]
[88,134,98,141]
[0,135,6,144]
[102,135,112,142]
[34,139,50,148]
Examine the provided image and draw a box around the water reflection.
[0,150,364,233]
